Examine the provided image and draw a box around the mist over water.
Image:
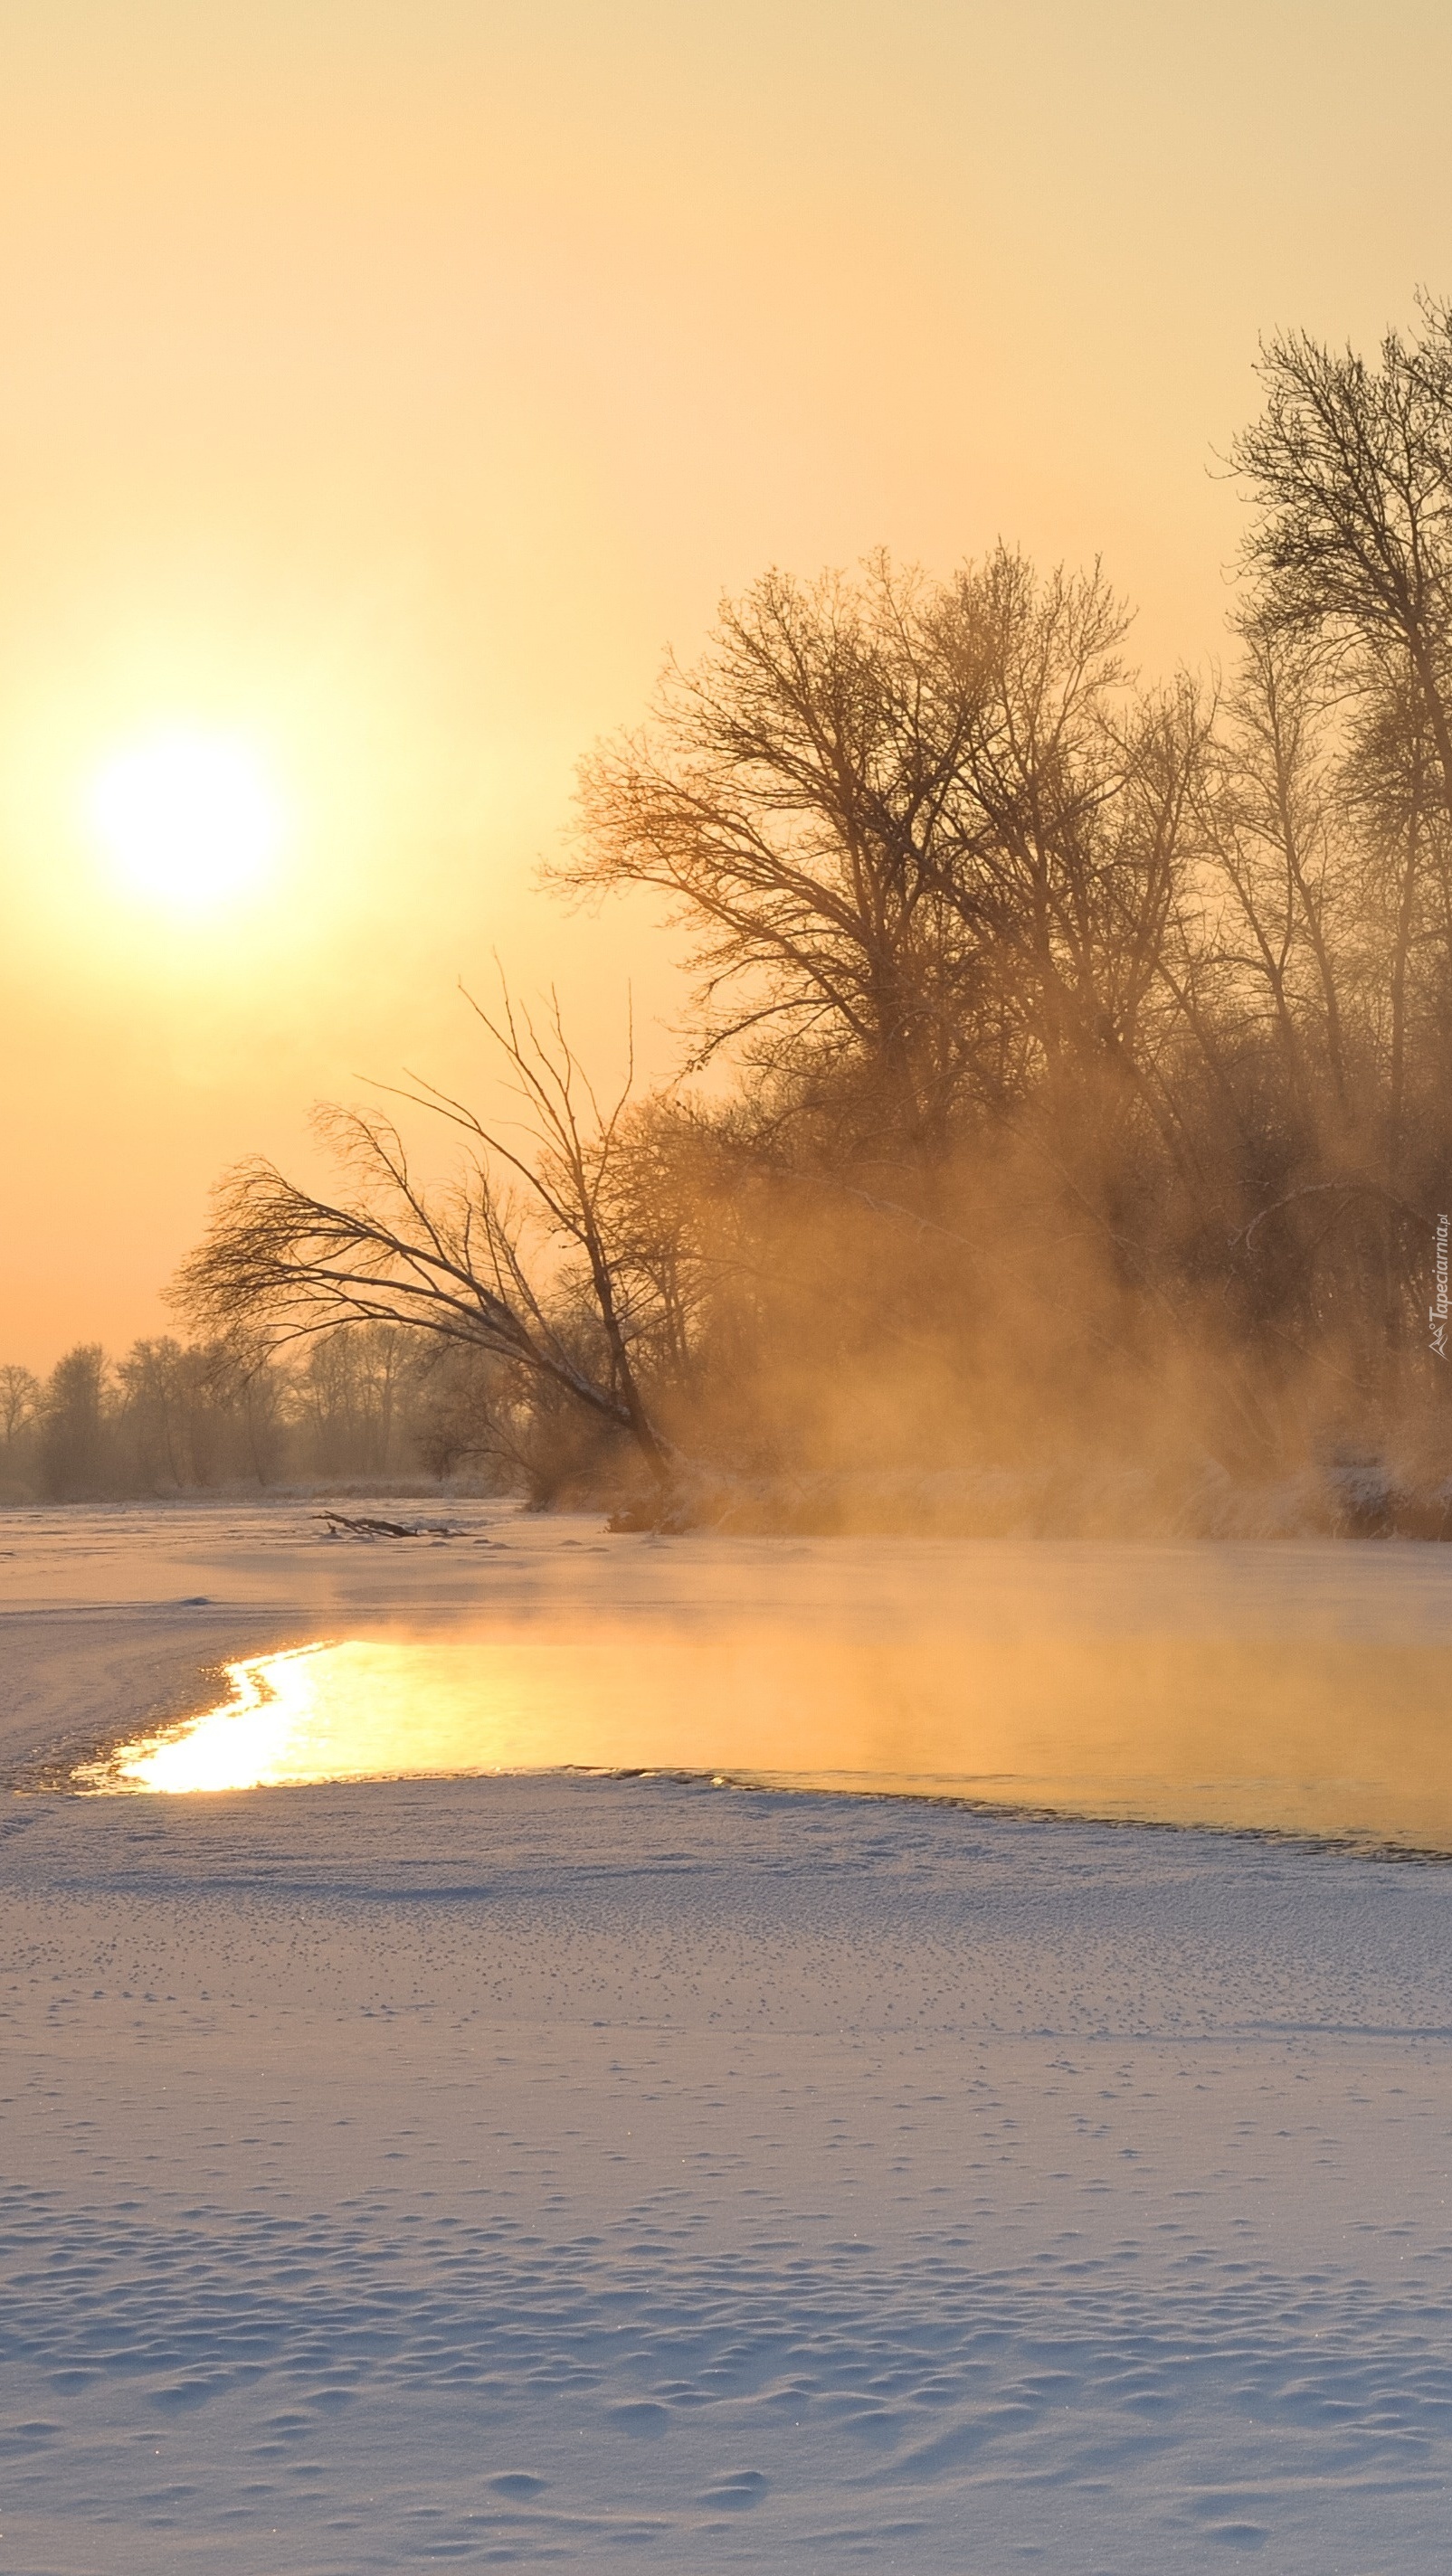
[81,1539,1452,1851]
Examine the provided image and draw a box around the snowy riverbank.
[3,1504,1450,2569]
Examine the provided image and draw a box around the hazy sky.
[4,0,1451,1368]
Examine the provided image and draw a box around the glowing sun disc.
[90,728,285,909]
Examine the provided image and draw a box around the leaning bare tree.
[171,986,677,1493]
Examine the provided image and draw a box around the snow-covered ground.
[3,1501,1451,2570]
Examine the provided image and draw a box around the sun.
[89,728,287,911]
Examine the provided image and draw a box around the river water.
[66,1519,1452,1852]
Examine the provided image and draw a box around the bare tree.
[1338,651,1451,1179]
[172,987,676,1492]
[0,1363,39,1454]
[932,558,1211,1183]
[1231,303,1452,813]
[37,1346,113,1501]
[565,555,1013,1158]
[1196,636,1353,1138]
[566,550,1212,1193]
[288,1325,416,1481]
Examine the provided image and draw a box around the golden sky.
[3,0,1450,1368]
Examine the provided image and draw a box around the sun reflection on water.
[87,1646,334,1793]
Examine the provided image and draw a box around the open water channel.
[52,1506,1452,1853]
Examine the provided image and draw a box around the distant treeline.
[31,306,1452,1530]
[0,1331,504,1504]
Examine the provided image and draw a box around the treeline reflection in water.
[80,1608,1452,1853]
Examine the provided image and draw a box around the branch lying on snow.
[317,1511,460,1540]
